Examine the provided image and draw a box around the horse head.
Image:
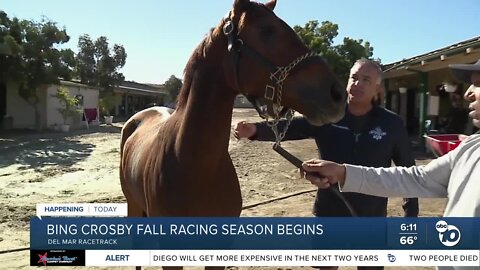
[224,0,346,125]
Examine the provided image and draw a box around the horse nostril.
[330,84,344,103]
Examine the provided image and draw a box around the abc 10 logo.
[435,220,461,247]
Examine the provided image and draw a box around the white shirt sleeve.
[341,151,453,198]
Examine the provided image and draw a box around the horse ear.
[265,0,277,10]
[233,0,249,14]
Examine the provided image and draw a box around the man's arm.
[301,153,453,199]
[342,153,452,198]
[239,117,318,142]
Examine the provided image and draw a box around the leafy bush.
[98,93,119,116]
[52,87,82,124]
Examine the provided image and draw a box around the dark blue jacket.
[254,105,419,217]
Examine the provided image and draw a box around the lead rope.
[267,105,358,217]
[272,139,358,217]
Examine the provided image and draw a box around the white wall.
[5,81,99,129]
[6,81,47,129]
[46,84,99,128]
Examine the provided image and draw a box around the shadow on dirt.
[0,124,122,170]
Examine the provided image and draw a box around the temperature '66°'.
[400,235,418,245]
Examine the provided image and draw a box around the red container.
[424,134,467,157]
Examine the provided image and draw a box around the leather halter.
[222,12,320,120]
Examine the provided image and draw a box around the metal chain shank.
[265,52,318,146]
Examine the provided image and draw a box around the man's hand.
[234,121,257,139]
[300,159,346,188]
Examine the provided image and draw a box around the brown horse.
[120,0,345,266]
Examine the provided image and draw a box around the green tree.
[163,75,182,104]
[75,34,127,92]
[0,11,76,130]
[1,11,26,82]
[294,20,376,83]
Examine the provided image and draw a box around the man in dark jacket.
[235,59,419,270]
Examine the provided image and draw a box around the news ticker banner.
[30,249,480,267]
[30,216,480,266]
[31,217,480,250]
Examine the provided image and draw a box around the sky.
[2,0,479,85]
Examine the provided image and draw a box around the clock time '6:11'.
[400,223,416,231]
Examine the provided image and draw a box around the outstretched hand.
[300,159,346,188]
[234,121,257,139]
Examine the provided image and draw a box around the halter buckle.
[264,85,275,101]
[223,20,234,35]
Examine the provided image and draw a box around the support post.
[404,68,429,149]
[384,79,390,108]
[418,72,428,148]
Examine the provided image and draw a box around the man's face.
[465,72,480,128]
[346,63,380,106]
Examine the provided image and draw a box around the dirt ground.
[0,108,445,270]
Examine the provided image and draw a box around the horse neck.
[176,41,236,163]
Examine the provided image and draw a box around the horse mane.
[176,24,223,109]
[176,2,272,109]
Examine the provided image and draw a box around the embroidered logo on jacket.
[369,127,386,140]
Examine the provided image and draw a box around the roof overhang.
[114,86,166,96]
[384,36,480,79]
